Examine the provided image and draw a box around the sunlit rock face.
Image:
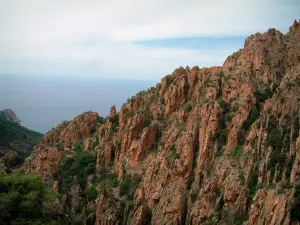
[25,21,300,225]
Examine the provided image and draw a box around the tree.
[0,172,61,225]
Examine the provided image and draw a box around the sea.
[0,75,158,133]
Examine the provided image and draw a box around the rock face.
[0,109,21,124]
[25,111,98,179]
[25,21,300,225]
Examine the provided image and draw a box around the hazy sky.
[0,0,299,80]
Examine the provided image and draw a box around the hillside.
[0,115,43,170]
[25,20,300,225]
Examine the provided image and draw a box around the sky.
[0,0,299,80]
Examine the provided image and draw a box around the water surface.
[0,75,157,133]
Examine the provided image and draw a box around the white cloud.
[0,0,299,79]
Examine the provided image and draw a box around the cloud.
[0,0,299,79]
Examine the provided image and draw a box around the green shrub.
[90,127,97,134]
[190,190,198,203]
[218,98,229,113]
[59,157,75,170]
[126,111,134,117]
[237,129,246,145]
[267,129,282,149]
[282,134,290,149]
[286,81,295,87]
[255,88,274,107]
[230,145,243,157]
[291,184,300,221]
[143,114,152,128]
[266,128,285,177]
[229,97,237,103]
[239,174,245,184]
[98,180,110,194]
[166,145,178,168]
[184,83,190,90]
[108,116,118,124]
[287,156,296,177]
[242,107,259,130]
[112,177,119,187]
[280,66,286,75]
[143,209,152,224]
[119,175,133,196]
[175,66,186,74]
[75,142,83,152]
[294,116,300,135]
[225,112,235,122]
[268,149,286,177]
[184,104,193,112]
[248,171,258,197]
[277,181,293,194]
[85,186,98,201]
[96,116,104,124]
[59,151,96,189]
[126,96,135,104]
[215,150,224,157]
[187,172,194,190]
[55,144,64,152]
[85,163,96,174]
[234,212,248,225]
[165,75,175,84]
[146,87,155,94]
[215,188,221,197]
[232,103,239,112]
[217,129,229,145]
[0,173,60,224]
[125,199,134,207]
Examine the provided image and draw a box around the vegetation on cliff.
[0,117,43,170]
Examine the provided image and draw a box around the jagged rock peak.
[290,19,300,31]
[109,105,117,118]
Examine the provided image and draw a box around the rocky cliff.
[25,21,300,225]
[0,109,21,124]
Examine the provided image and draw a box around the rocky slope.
[25,20,300,225]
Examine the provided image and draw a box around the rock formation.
[0,109,21,124]
[25,21,300,224]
